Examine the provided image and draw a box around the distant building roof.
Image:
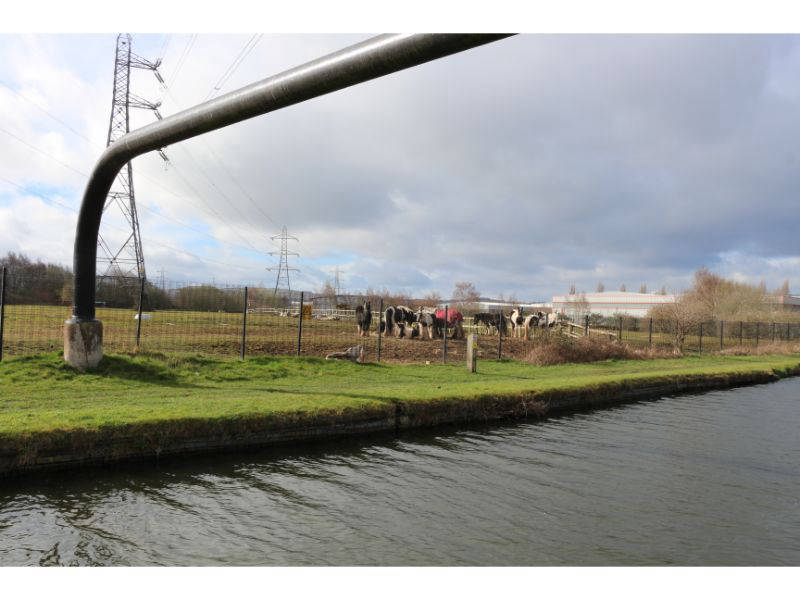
[438,299,551,310]
[552,291,677,317]
[552,291,677,304]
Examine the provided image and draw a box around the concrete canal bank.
[2,359,798,478]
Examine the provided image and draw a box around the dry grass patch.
[525,335,676,366]
[718,342,800,357]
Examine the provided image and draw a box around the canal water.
[1,379,798,566]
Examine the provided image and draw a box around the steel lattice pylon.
[97,33,165,284]
[267,226,299,294]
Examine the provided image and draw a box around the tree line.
[0,252,285,313]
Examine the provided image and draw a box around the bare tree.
[619,283,627,292]
[659,286,667,295]
[691,268,764,320]
[569,283,576,295]
[639,284,647,294]
[649,268,785,350]
[452,281,480,303]
[596,281,605,292]
[423,290,442,306]
[571,292,591,322]
[777,280,791,296]
[364,286,411,308]
[649,295,705,352]
[451,281,480,311]
[317,279,337,297]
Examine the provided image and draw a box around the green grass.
[1,352,799,440]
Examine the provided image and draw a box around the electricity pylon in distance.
[267,226,299,294]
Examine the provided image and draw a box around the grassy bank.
[1,352,799,476]
[2,352,800,438]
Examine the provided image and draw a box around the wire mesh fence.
[1,270,800,364]
[577,315,800,353]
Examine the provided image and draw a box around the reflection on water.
[1,378,799,566]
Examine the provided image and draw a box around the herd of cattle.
[354,302,560,340]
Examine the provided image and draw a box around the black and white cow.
[509,308,526,338]
[416,308,443,339]
[382,306,396,337]
[395,305,417,326]
[382,305,416,337]
[473,312,496,334]
[485,312,510,336]
[520,314,540,339]
[355,301,372,337]
[396,321,419,339]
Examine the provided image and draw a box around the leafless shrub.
[524,335,676,366]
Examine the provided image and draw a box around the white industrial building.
[439,298,552,313]
[551,291,677,318]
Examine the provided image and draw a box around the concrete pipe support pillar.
[64,318,103,370]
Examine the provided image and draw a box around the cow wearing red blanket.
[435,308,464,340]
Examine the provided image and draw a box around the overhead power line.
[167,33,197,89]
[0,81,97,146]
[204,142,281,230]
[137,204,273,257]
[166,156,269,254]
[0,98,264,243]
[158,73,284,245]
[0,173,255,274]
[158,34,172,62]
[172,143,270,245]
[202,34,263,102]
[0,123,269,260]
[0,125,87,178]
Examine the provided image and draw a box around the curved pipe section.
[72,33,514,321]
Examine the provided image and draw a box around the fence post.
[240,286,248,360]
[772,322,776,343]
[296,291,304,357]
[787,322,791,342]
[720,320,724,351]
[584,314,589,336]
[618,316,623,341]
[376,298,383,363]
[699,322,703,353]
[648,318,653,348]
[466,333,477,373]
[755,322,759,347]
[498,311,503,359]
[0,266,6,362]
[739,321,743,346]
[442,305,448,364]
[135,276,145,349]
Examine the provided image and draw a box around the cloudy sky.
[1,33,799,300]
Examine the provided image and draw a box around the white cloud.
[2,33,800,299]
[0,193,76,268]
